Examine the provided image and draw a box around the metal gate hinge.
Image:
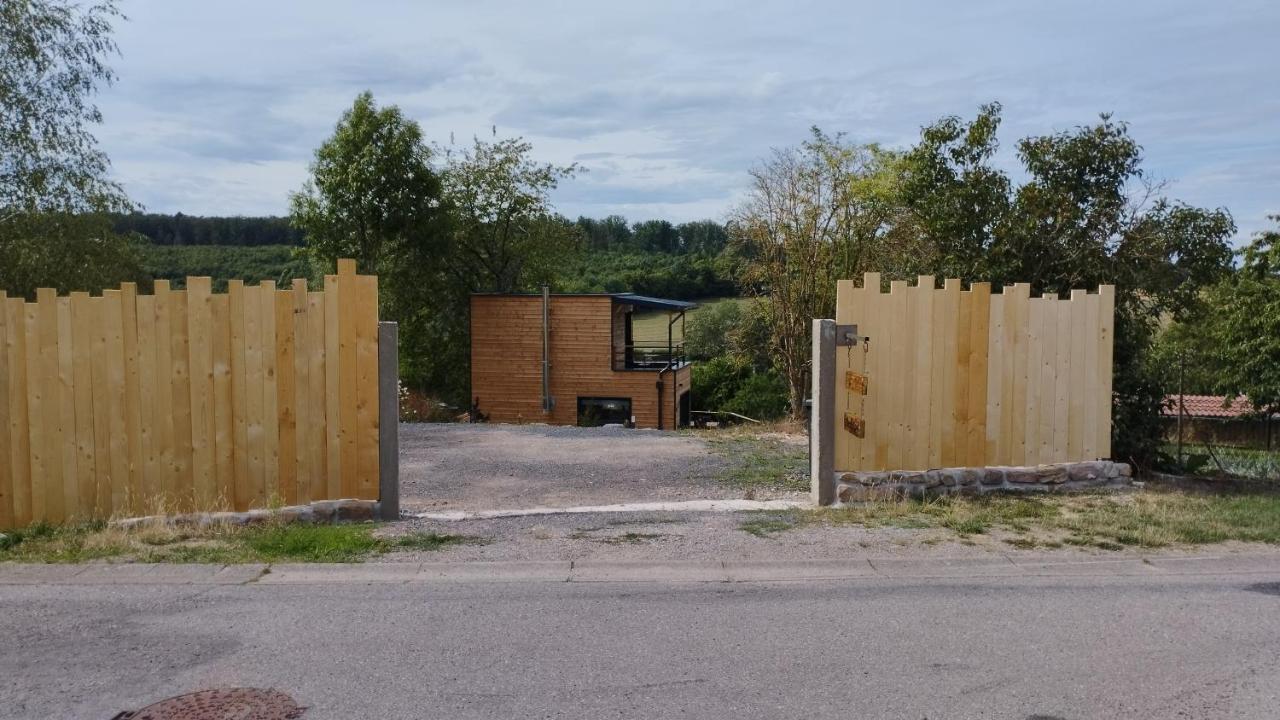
[835,324,860,346]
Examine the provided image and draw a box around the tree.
[900,105,1235,466]
[632,219,679,253]
[1,0,140,296]
[289,91,446,279]
[676,220,729,255]
[730,128,916,418]
[439,137,579,293]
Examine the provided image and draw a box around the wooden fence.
[834,273,1114,472]
[0,259,380,529]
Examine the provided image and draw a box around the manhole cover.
[112,688,305,720]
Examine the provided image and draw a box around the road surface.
[3,557,1279,719]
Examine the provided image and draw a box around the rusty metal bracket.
[835,324,860,347]
[843,413,866,438]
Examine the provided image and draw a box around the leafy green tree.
[439,137,579,293]
[632,219,679,253]
[289,91,446,279]
[899,105,1235,466]
[1,0,140,296]
[676,220,729,255]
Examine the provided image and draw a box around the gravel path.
[400,423,795,511]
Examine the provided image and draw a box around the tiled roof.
[1163,394,1257,418]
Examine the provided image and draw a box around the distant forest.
[116,212,729,255]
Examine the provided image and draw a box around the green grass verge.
[0,521,484,564]
[705,432,808,492]
[735,490,1280,550]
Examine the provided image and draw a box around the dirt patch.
[400,423,805,511]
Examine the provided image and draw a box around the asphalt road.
[4,561,1280,719]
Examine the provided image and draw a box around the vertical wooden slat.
[276,287,298,504]
[1098,285,1115,459]
[324,274,342,498]
[69,293,96,521]
[88,296,110,518]
[860,273,882,471]
[120,283,143,516]
[908,277,932,469]
[337,261,359,497]
[211,293,234,507]
[152,281,175,506]
[1037,297,1058,463]
[169,290,193,511]
[354,274,380,500]
[833,279,857,470]
[260,281,280,503]
[56,297,80,521]
[243,283,266,508]
[926,278,945,468]
[985,291,1005,464]
[938,279,960,467]
[187,277,216,508]
[102,290,128,516]
[1024,296,1044,466]
[1053,297,1071,461]
[966,283,991,466]
[36,288,63,522]
[228,280,249,509]
[1083,291,1102,460]
[0,293,10,529]
[291,280,311,502]
[884,280,907,470]
[311,290,331,500]
[1067,288,1087,459]
[5,299,31,527]
[135,294,159,510]
[1007,284,1031,465]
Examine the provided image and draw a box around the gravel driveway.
[400,423,763,511]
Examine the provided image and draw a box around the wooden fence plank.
[1024,296,1044,465]
[938,279,960,467]
[275,287,298,504]
[261,281,280,502]
[211,293,234,507]
[69,293,96,522]
[243,283,266,508]
[965,283,990,466]
[355,274,379,499]
[37,288,63,522]
[24,302,45,522]
[1098,285,1115,458]
[324,275,342,499]
[169,290,194,512]
[1036,297,1058,463]
[860,273,881,470]
[228,280,249,510]
[1008,284,1031,465]
[120,283,143,517]
[1052,298,1071,462]
[187,277,216,507]
[88,296,110,518]
[985,291,1005,464]
[308,290,329,501]
[1067,289,1087,459]
[103,291,128,516]
[152,281,175,506]
[884,280,907,470]
[0,293,10,530]
[1083,291,1102,460]
[909,277,933,469]
[5,299,30,526]
[135,294,159,511]
[337,262,359,497]
[291,281,311,503]
[56,298,79,520]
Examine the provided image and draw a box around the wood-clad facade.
[470,294,692,429]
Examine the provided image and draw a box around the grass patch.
[0,520,485,564]
[704,432,808,492]
[568,527,673,544]
[803,489,1280,550]
[739,512,799,538]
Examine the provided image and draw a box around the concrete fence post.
[378,321,400,521]
[811,319,836,506]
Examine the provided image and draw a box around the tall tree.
[730,128,913,417]
[439,137,579,293]
[1,0,140,296]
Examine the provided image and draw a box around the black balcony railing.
[615,340,687,370]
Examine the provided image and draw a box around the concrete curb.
[4,554,1280,585]
[408,499,810,521]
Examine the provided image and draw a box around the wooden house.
[470,291,695,429]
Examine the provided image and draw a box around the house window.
[577,397,632,427]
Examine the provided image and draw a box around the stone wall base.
[112,499,383,530]
[835,461,1132,503]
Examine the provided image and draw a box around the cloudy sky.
[97,0,1278,240]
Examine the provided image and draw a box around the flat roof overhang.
[470,291,698,311]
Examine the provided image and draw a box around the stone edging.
[112,499,383,529]
[836,461,1132,503]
